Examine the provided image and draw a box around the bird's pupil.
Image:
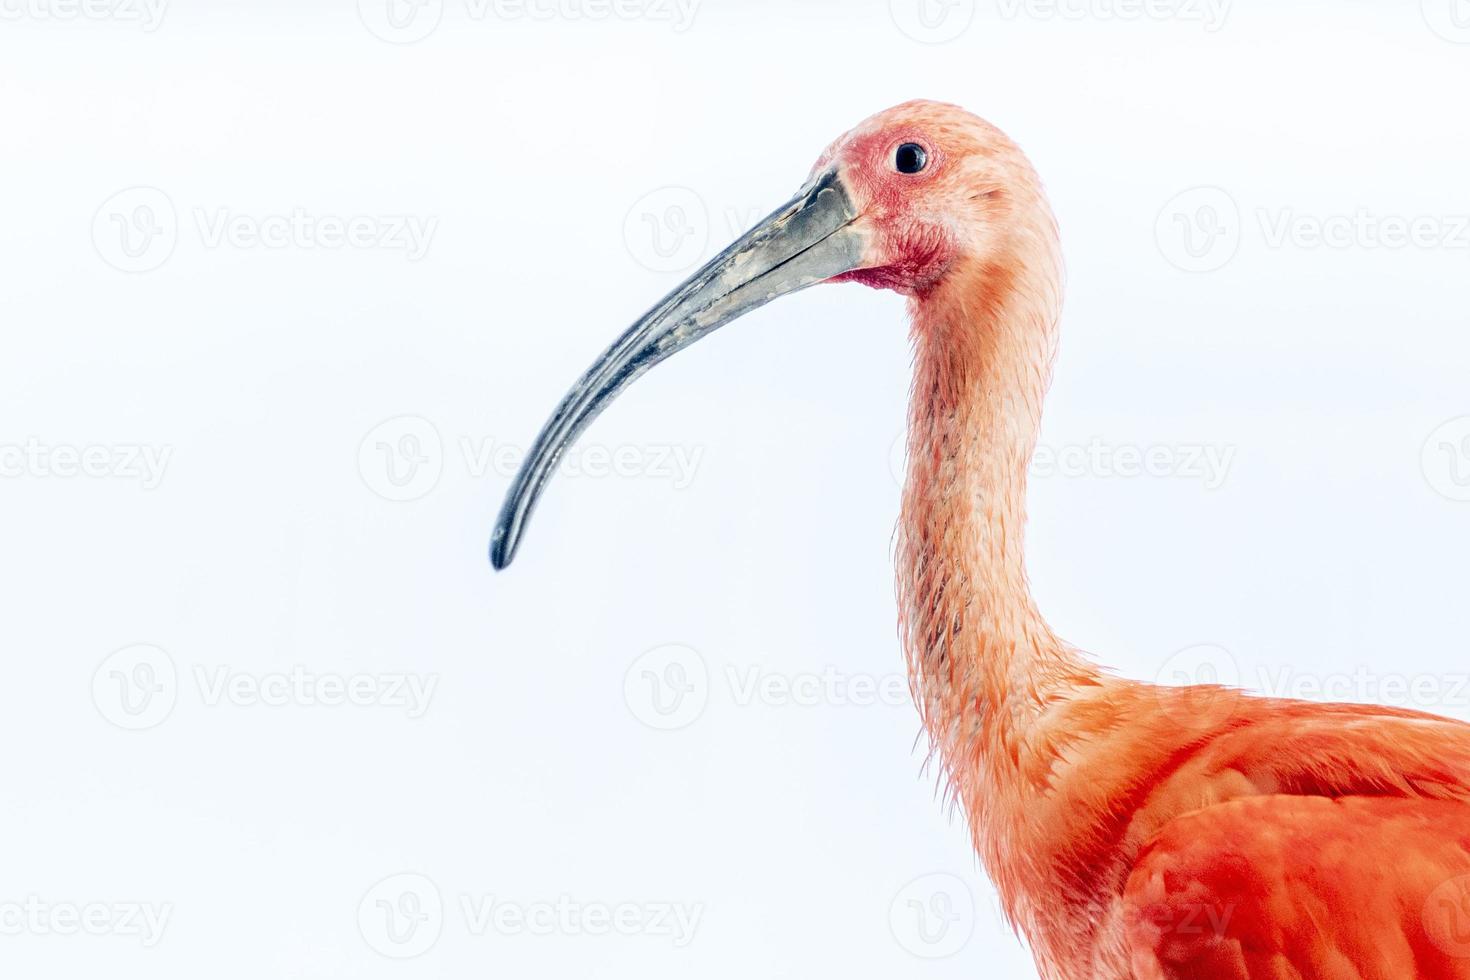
[896,143,928,174]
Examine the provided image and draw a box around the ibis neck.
[898,242,1093,769]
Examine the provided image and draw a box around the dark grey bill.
[490,169,865,570]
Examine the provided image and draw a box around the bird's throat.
[897,243,1092,797]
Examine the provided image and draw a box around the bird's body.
[493,100,1470,977]
[940,676,1470,977]
[885,100,1470,978]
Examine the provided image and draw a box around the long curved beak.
[490,169,865,570]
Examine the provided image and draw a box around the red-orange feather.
[820,101,1470,979]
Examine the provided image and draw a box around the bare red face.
[826,127,957,294]
[809,100,1030,297]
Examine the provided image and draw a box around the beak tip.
[489,526,515,571]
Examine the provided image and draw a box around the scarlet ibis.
[491,101,1470,978]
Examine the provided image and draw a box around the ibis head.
[490,100,1042,570]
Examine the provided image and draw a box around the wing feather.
[1123,794,1470,979]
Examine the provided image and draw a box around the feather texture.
[828,101,1470,979]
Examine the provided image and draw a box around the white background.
[2,1,1469,976]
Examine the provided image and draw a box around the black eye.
[895,143,928,174]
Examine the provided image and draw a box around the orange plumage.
[833,101,1470,979]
